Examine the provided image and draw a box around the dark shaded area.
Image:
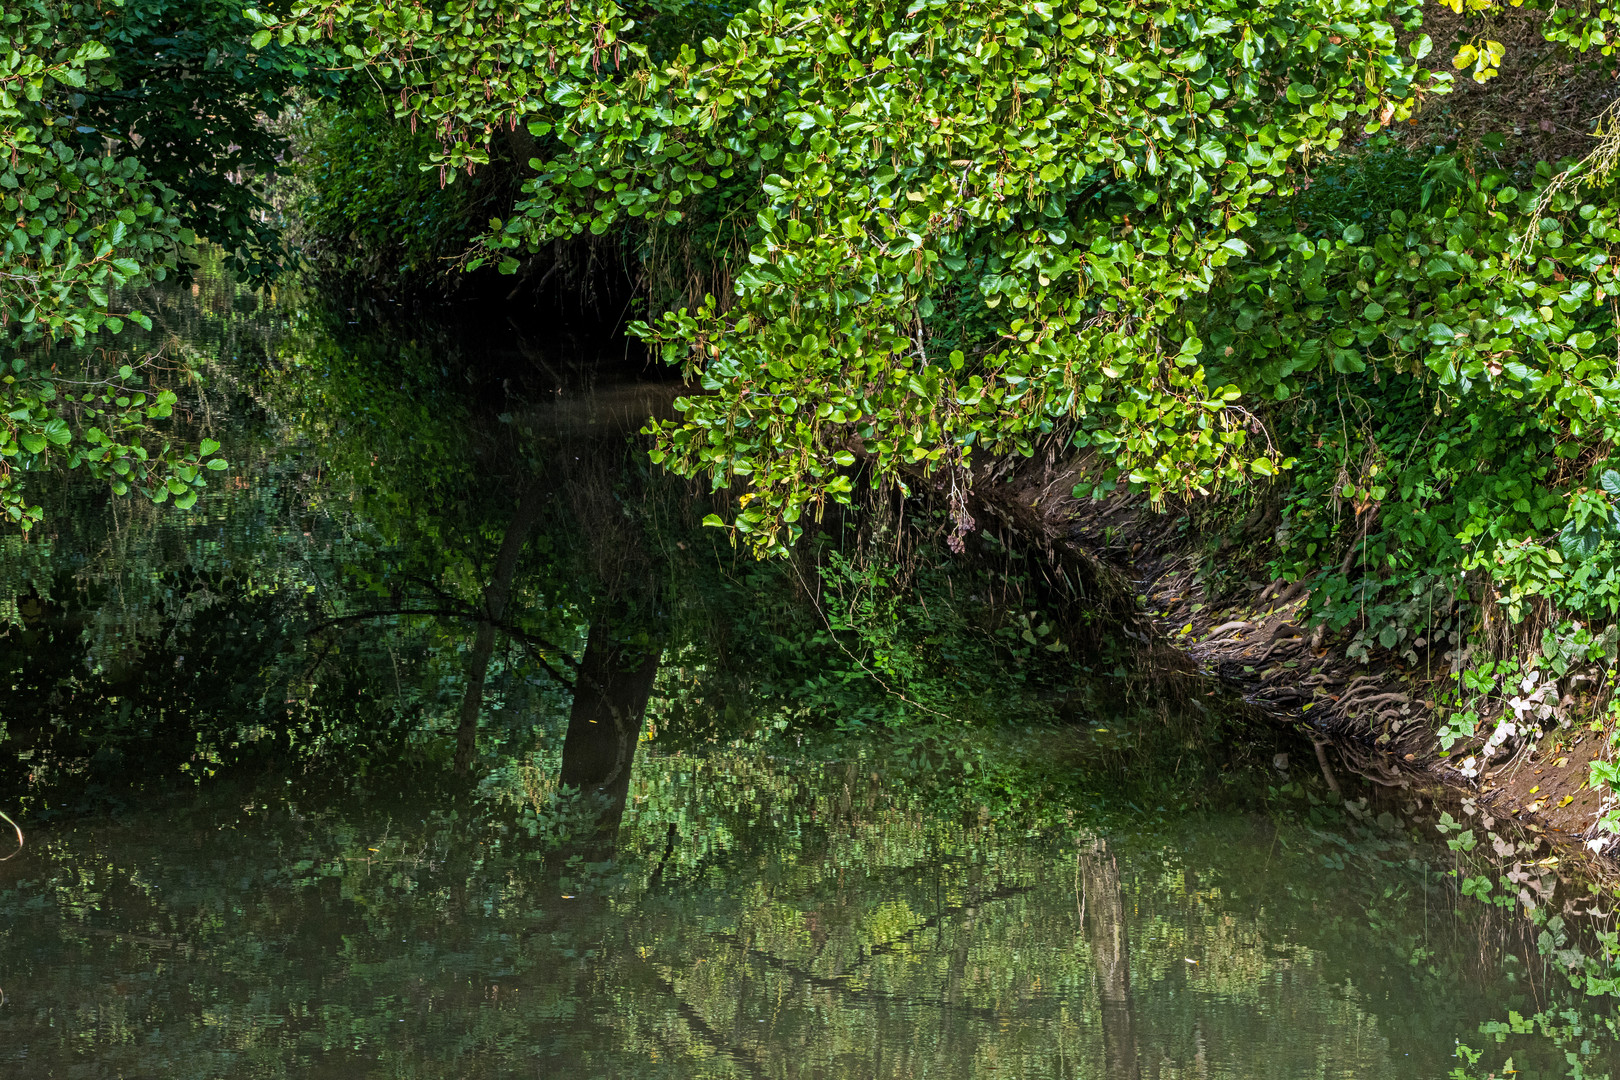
[557,619,662,843]
[1,269,1168,821]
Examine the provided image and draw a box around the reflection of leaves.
[4,740,1578,1080]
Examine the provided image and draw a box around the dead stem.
[0,809,22,861]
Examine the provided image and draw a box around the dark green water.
[0,749,1572,1079]
[1,277,1616,1078]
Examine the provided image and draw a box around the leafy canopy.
[267,0,1460,550]
[0,0,328,524]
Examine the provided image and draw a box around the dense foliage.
[16,10,1620,1074]
[267,0,1454,548]
[15,0,1620,647]
[249,0,1620,783]
[13,0,1620,762]
[0,1,302,527]
[240,0,1620,692]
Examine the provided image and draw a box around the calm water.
[0,276,1615,1077]
[0,748,1570,1079]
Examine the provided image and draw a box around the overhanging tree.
[266,0,1455,552]
[0,0,342,527]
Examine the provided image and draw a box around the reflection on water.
[2,275,1617,1078]
[0,748,1558,1079]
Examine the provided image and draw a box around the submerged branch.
[0,809,22,861]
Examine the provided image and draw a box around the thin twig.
[308,607,582,671]
[0,809,22,861]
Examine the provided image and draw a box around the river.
[0,272,1614,1078]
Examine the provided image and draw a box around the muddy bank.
[958,452,1616,863]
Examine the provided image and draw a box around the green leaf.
[251,29,273,49]
[1331,349,1366,373]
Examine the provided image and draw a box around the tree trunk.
[1081,837,1139,1080]
[454,485,545,774]
[556,618,660,849]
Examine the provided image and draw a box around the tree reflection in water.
[1081,837,1138,1080]
[1,277,1609,1079]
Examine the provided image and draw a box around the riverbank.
[956,450,1620,868]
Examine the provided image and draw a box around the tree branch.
[307,606,582,681]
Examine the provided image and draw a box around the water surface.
[0,746,1554,1079]
[0,277,1613,1078]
